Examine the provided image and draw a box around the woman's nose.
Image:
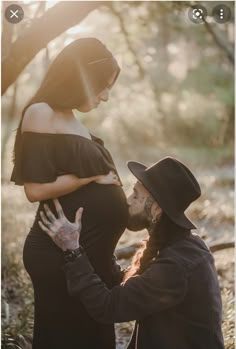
[127,195,132,206]
[100,89,109,102]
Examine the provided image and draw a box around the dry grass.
[2,144,234,348]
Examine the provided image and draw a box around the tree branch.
[109,4,145,79]
[115,240,234,260]
[203,18,234,65]
[210,241,234,253]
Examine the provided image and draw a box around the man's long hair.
[124,213,190,281]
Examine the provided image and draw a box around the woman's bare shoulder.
[21,103,55,133]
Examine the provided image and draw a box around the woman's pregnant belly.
[25,183,128,286]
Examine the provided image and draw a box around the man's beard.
[127,212,150,231]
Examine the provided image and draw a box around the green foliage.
[2,1,234,151]
[86,1,234,150]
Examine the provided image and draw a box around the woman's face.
[78,71,118,113]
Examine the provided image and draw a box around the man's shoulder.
[175,233,210,253]
[159,233,213,272]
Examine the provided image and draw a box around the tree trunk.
[203,18,234,65]
[2,1,106,95]
[1,2,14,61]
[1,80,18,171]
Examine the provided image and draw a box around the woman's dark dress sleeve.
[10,133,118,185]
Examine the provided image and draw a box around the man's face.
[127,181,160,231]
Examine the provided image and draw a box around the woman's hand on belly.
[95,171,121,186]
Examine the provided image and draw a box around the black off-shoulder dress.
[11,132,128,349]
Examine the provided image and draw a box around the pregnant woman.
[10,38,128,349]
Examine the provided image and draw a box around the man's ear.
[151,201,162,220]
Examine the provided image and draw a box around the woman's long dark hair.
[13,38,120,164]
[124,213,190,281]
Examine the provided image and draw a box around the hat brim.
[127,161,197,230]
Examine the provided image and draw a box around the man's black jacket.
[64,233,225,349]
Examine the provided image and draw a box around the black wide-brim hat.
[127,157,201,230]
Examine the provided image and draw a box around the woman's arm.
[24,172,120,203]
[24,174,98,203]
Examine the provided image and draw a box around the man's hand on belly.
[38,198,83,251]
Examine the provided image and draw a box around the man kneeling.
[39,157,225,349]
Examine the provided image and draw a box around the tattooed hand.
[39,199,83,251]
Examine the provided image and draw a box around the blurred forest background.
[2,1,235,348]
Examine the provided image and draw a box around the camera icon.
[188,5,207,24]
